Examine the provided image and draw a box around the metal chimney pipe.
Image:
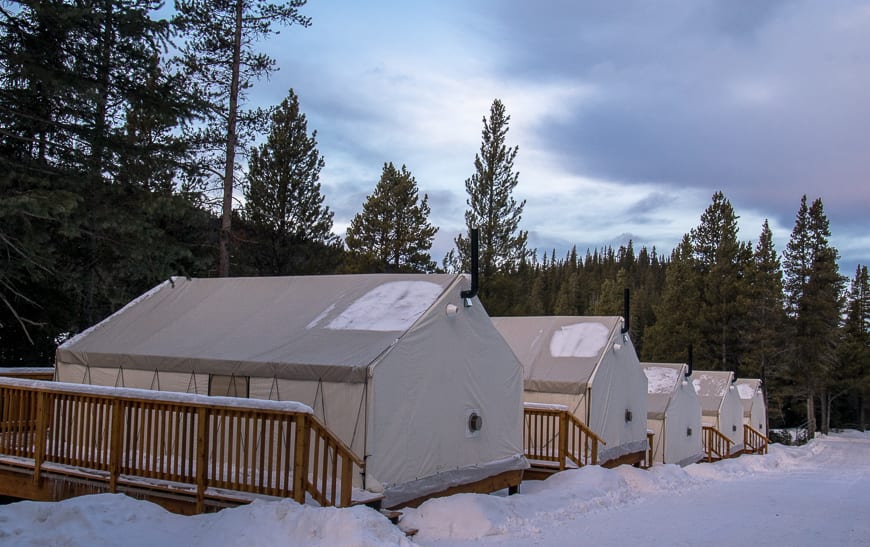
[621,288,630,334]
[461,228,479,302]
[686,344,693,378]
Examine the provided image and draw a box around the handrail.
[743,424,770,455]
[0,378,363,509]
[523,406,604,469]
[702,425,734,462]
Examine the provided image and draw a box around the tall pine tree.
[454,98,529,279]
[173,0,311,276]
[239,89,340,275]
[840,265,870,429]
[783,196,845,437]
[689,191,753,372]
[344,162,438,273]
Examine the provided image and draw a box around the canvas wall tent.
[55,274,527,507]
[492,316,650,465]
[736,379,767,435]
[692,370,745,453]
[642,363,703,466]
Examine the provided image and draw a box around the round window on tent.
[466,409,483,438]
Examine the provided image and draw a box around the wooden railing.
[641,431,655,468]
[702,425,734,462]
[743,424,769,455]
[523,405,605,469]
[0,378,363,510]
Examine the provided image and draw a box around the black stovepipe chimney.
[686,344,693,378]
[621,288,630,334]
[461,228,479,302]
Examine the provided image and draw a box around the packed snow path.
[1,432,868,546]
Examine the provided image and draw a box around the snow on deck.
[549,322,610,358]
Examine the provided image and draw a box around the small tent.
[56,274,526,507]
[642,363,703,466]
[492,316,649,466]
[692,370,744,454]
[736,379,767,435]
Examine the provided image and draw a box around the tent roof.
[642,363,687,417]
[491,316,622,394]
[736,378,762,414]
[57,274,463,383]
[692,370,735,414]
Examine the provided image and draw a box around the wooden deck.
[0,378,366,513]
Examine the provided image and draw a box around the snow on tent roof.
[643,364,683,394]
[491,316,621,395]
[642,363,686,418]
[57,274,459,383]
[692,370,735,414]
[736,379,761,400]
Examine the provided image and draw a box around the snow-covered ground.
[2,432,868,546]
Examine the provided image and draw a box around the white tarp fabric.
[492,316,649,464]
[693,370,745,450]
[55,274,527,504]
[736,378,767,434]
[642,363,703,466]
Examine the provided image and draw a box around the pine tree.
[783,196,845,437]
[345,162,438,273]
[840,265,870,429]
[239,89,339,275]
[173,0,311,276]
[743,220,786,427]
[455,99,529,279]
[690,191,753,372]
[1,0,209,355]
[644,235,702,362]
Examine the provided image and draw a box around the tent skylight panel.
[645,366,680,394]
[326,281,443,332]
[549,322,610,358]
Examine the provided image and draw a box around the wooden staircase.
[522,404,605,479]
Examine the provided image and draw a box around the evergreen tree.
[743,220,786,427]
[689,191,753,372]
[345,162,438,273]
[173,0,311,276]
[840,265,870,429]
[239,89,340,275]
[455,99,529,279]
[1,0,212,357]
[644,235,701,362]
[783,196,845,437]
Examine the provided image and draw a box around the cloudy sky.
[254,0,869,274]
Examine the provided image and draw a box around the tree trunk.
[218,0,244,277]
[806,388,816,440]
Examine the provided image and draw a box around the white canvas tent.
[56,274,527,507]
[642,363,703,466]
[736,379,767,435]
[492,316,649,465]
[692,370,745,453]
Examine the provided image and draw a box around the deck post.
[195,407,208,513]
[293,414,309,504]
[339,456,352,507]
[558,411,567,471]
[108,399,123,492]
[33,391,48,485]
